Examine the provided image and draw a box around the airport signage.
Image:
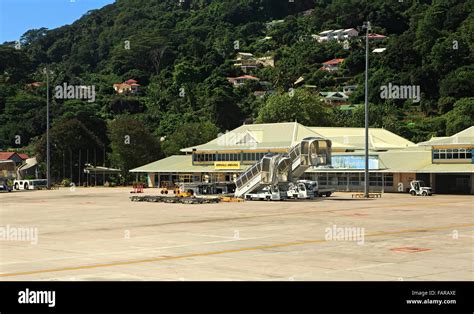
[214,162,241,170]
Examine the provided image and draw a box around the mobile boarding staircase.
[234,137,332,199]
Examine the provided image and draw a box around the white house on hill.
[314,28,359,43]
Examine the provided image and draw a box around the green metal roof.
[417,126,474,146]
[180,122,416,153]
[377,149,432,172]
[180,122,350,152]
[310,127,416,150]
[378,148,474,173]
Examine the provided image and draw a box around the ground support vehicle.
[409,180,432,196]
[13,179,48,190]
[287,180,334,199]
[244,185,288,201]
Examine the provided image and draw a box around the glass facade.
[306,172,394,191]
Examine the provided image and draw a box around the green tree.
[20,28,48,46]
[1,0,472,154]
[439,66,474,99]
[0,91,45,148]
[34,118,103,183]
[108,116,162,177]
[162,121,219,156]
[59,99,108,145]
[256,89,330,126]
[444,98,474,135]
[0,46,32,83]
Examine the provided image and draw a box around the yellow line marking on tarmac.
[1,223,473,278]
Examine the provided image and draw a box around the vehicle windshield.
[418,181,426,187]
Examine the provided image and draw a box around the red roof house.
[25,82,44,90]
[18,153,29,160]
[113,79,141,95]
[320,58,345,72]
[368,33,387,40]
[0,152,23,164]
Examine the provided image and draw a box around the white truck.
[287,180,334,199]
[244,186,288,201]
[287,181,316,199]
[316,182,335,197]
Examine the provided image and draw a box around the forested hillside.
[1,0,473,180]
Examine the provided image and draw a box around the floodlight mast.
[44,66,52,189]
[363,21,371,198]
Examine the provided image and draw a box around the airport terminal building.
[130,123,474,194]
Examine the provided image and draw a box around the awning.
[83,164,121,174]
[416,163,474,173]
[130,155,251,173]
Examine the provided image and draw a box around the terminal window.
[433,149,472,160]
[193,152,273,163]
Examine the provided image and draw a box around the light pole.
[363,21,371,198]
[43,66,52,189]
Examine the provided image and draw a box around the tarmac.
[0,187,472,281]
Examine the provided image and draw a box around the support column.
[382,172,384,193]
[470,174,474,195]
[147,173,154,188]
[346,172,349,192]
[430,173,436,193]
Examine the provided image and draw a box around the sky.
[0,0,115,43]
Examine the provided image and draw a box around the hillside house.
[343,84,358,94]
[113,79,140,95]
[234,52,256,70]
[0,152,28,166]
[234,53,275,72]
[227,75,260,87]
[266,20,284,30]
[368,33,387,40]
[320,58,345,72]
[373,48,387,53]
[315,28,359,43]
[319,91,350,105]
